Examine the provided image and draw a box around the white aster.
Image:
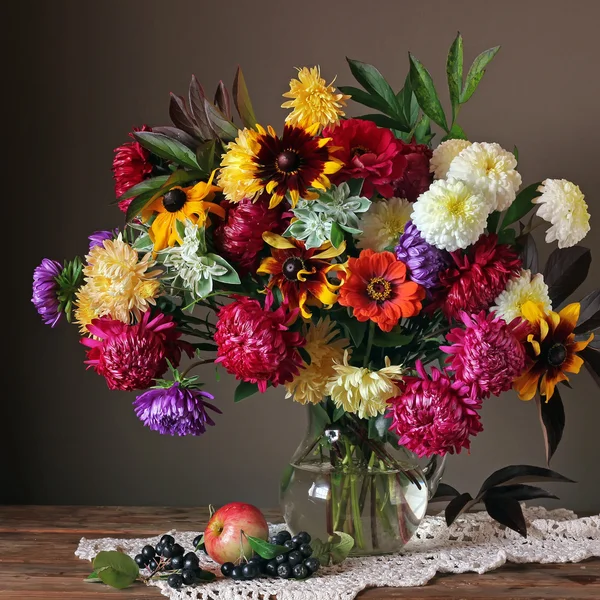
[491,269,552,323]
[447,142,521,211]
[411,178,490,252]
[533,179,590,248]
[430,139,472,179]
[356,197,413,251]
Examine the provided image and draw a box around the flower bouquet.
[33,34,598,555]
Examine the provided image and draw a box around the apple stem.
[239,529,249,563]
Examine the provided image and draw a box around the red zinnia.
[435,234,522,320]
[338,249,425,332]
[324,119,407,198]
[391,140,433,202]
[112,125,154,213]
[81,310,192,391]
[214,294,305,392]
[214,194,288,274]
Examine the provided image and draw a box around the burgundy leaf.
[543,246,591,308]
[204,99,238,140]
[169,93,199,138]
[477,465,574,497]
[581,346,600,386]
[214,81,232,121]
[574,289,600,334]
[431,483,461,503]
[535,390,565,465]
[483,495,527,537]
[518,233,539,273]
[445,493,478,526]
[484,484,559,502]
[188,76,214,140]
[152,126,198,149]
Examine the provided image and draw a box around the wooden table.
[0,506,598,599]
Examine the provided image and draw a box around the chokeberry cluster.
[134,534,209,590]
[220,530,320,581]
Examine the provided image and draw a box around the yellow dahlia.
[282,66,350,131]
[285,317,350,405]
[326,351,404,419]
[356,197,413,251]
[80,235,162,324]
[218,123,342,209]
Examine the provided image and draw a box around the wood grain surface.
[0,506,598,599]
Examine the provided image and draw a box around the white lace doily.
[75,506,600,600]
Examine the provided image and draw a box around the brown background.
[5,0,599,511]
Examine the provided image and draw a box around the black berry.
[167,573,183,589]
[161,544,175,559]
[171,543,185,557]
[160,534,175,546]
[183,552,200,570]
[283,539,296,551]
[293,563,309,579]
[242,562,259,580]
[291,535,301,547]
[265,559,278,576]
[299,543,313,557]
[141,545,155,560]
[275,531,292,545]
[304,556,320,574]
[182,568,197,585]
[277,562,292,578]
[134,554,147,568]
[269,535,279,545]
[170,555,184,570]
[221,562,234,577]
[275,553,288,564]
[297,531,311,544]
[287,550,303,566]
[192,534,203,548]
[231,566,244,580]
[156,542,164,555]
[148,558,159,571]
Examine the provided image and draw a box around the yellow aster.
[74,283,100,335]
[325,351,403,419]
[285,317,350,405]
[282,66,351,132]
[82,235,162,324]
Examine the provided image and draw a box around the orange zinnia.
[513,301,594,401]
[338,249,425,332]
[257,234,346,319]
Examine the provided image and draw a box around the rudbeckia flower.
[218,124,342,209]
[141,172,224,253]
[513,301,594,401]
[257,233,347,318]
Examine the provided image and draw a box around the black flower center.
[283,257,305,281]
[366,277,392,302]
[276,150,300,173]
[546,343,567,367]
[352,145,372,157]
[162,188,187,213]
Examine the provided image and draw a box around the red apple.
[204,502,269,564]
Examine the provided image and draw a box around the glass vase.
[280,402,446,556]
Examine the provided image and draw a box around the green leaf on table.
[245,534,289,560]
[133,131,201,171]
[446,32,464,125]
[234,381,260,402]
[330,222,345,248]
[310,538,331,565]
[460,46,501,104]
[409,53,448,131]
[372,327,414,347]
[339,86,389,114]
[500,183,541,229]
[233,66,258,129]
[92,551,139,590]
[195,570,216,582]
[543,246,591,307]
[330,531,355,564]
[84,571,102,583]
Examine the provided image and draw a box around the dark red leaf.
[445,492,478,526]
[431,483,461,503]
[169,93,198,138]
[484,484,558,502]
[518,233,539,273]
[535,390,565,465]
[214,81,232,121]
[151,126,198,149]
[581,346,600,386]
[477,465,574,497]
[574,289,600,334]
[483,495,527,537]
[188,76,214,140]
[543,246,591,307]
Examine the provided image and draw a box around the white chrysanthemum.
[491,269,552,323]
[533,179,590,248]
[430,139,472,179]
[447,142,521,211]
[411,178,490,252]
[326,351,403,419]
[356,197,413,251]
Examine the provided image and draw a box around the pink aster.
[214,294,305,392]
[81,310,192,391]
[387,361,483,457]
[441,311,530,399]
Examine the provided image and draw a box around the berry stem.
[181,359,215,378]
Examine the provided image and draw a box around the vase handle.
[422,454,447,500]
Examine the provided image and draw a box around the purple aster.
[32,258,63,327]
[395,220,451,290]
[133,382,221,436]
[88,229,118,251]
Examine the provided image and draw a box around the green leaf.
[368,413,392,441]
[339,312,367,347]
[332,405,345,422]
[117,175,171,202]
[234,381,260,402]
[195,570,216,582]
[486,211,501,234]
[298,347,312,365]
[329,531,354,564]
[372,328,414,347]
[409,53,448,131]
[196,139,216,174]
[133,131,201,171]
[346,178,364,197]
[397,74,419,128]
[245,534,288,560]
[346,58,403,123]
[413,114,432,145]
[446,32,464,124]
[92,551,139,590]
[84,571,103,583]
[330,222,344,248]
[207,253,241,285]
[310,538,331,566]
[500,183,541,229]
[338,86,389,114]
[233,67,257,129]
[309,402,331,435]
[194,342,218,352]
[460,46,501,104]
[280,463,294,495]
[204,99,238,141]
[497,227,516,245]
[441,123,468,141]
[513,145,519,163]
[357,113,410,132]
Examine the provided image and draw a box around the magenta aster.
[441,311,530,399]
[214,294,305,392]
[133,382,221,436]
[387,360,483,457]
[81,311,192,391]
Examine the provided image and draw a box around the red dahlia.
[112,125,154,213]
[324,119,407,198]
[391,140,433,201]
[436,234,522,320]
